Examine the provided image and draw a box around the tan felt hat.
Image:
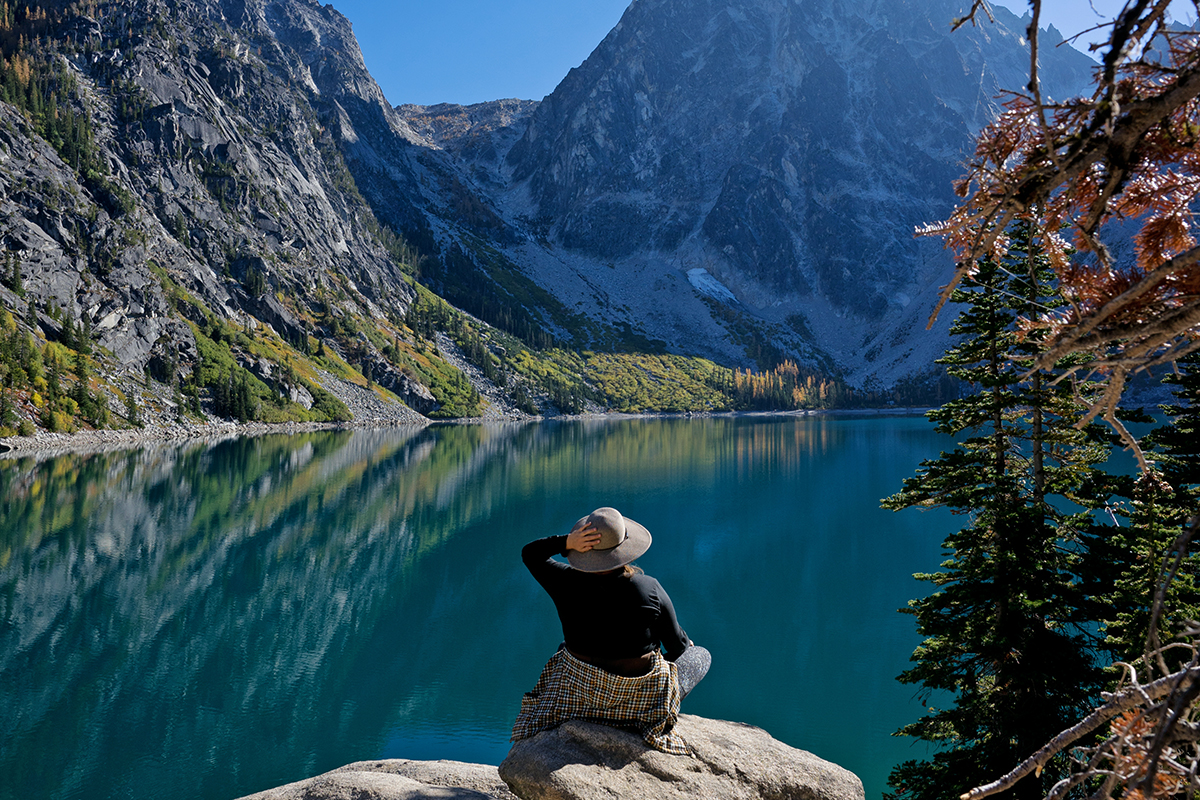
[567,507,652,572]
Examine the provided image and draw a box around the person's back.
[511,507,711,752]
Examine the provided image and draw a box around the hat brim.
[567,516,652,573]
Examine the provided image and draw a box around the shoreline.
[0,406,933,458]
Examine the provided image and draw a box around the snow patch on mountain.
[687,268,738,303]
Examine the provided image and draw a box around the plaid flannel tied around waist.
[510,648,687,755]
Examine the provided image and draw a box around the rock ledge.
[234,715,863,800]
[236,759,517,800]
[500,714,864,800]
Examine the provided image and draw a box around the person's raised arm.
[521,523,601,592]
[522,536,569,591]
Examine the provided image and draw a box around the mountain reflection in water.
[0,416,953,800]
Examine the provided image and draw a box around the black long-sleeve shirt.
[522,535,690,661]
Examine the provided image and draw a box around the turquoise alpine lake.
[0,415,958,800]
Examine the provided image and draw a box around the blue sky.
[330,0,631,106]
[328,0,1185,108]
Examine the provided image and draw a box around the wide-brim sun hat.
[567,507,652,573]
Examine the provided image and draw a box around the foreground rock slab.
[499,714,864,800]
[236,759,518,800]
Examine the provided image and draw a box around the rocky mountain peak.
[463,0,1097,383]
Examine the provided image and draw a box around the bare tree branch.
[961,667,1200,800]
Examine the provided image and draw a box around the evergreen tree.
[13,329,39,386]
[78,312,92,355]
[213,370,256,422]
[1147,355,1200,492]
[884,224,1111,800]
[71,347,91,417]
[125,390,141,428]
[46,351,62,403]
[61,309,77,351]
[1083,475,1199,668]
[213,371,229,418]
[0,388,13,429]
[1082,356,1200,666]
[86,390,107,428]
[235,372,255,422]
[6,251,23,297]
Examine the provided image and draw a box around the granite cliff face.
[397,0,1095,384]
[0,0,443,423]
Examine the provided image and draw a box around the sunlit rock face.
[439,0,1094,384]
[0,0,422,390]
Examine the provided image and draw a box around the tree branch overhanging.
[922,0,1200,462]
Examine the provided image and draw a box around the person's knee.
[677,644,711,698]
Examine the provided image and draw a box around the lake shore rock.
[499,714,864,800]
[233,715,862,800]
[236,759,518,800]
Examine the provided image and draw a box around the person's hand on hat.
[567,521,602,552]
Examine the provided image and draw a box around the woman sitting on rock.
[510,507,711,754]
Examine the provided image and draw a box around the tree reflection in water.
[0,416,951,800]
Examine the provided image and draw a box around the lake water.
[0,415,956,800]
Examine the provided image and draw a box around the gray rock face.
[0,99,188,366]
[499,714,865,800]
[0,0,422,416]
[316,0,1100,387]
[398,101,537,161]
[237,759,517,800]
[479,0,1097,383]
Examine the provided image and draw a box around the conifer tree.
[46,350,61,403]
[1081,357,1200,666]
[124,389,140,428]
[1082,475,1200,669]
[77,312,92,355]
[61,309,76,351]
[6,251,23,297]
[0,388,13,429]
[1147,356,1200,494]
[884,224,1111,800]
[71,347,91,416]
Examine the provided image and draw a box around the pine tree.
[5,251,23,297]
[1082,357,1200,666]
[124,390,141,428]
[77,312,92,355]
[1148,355,1200,492]
[235,372,254,422]
[884,224,1111,800]
[16,330,39,385]
[61,309,76,350]
[0,388,13,429]
[213,371,229,418]
[71,347,90,416]
[46,351,61,403]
